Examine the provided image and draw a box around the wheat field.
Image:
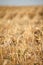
[0,6,43,65]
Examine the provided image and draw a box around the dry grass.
[0,6,43,65]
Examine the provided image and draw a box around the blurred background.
[0,0,43,6]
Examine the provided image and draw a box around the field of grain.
[0,6,43,65]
